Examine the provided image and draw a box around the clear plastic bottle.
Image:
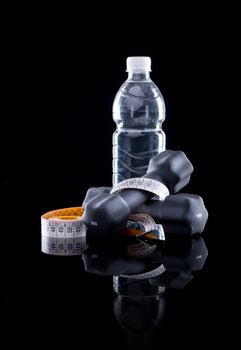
[112,57,166,186]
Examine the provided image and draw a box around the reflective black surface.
[2,212,211,348]
[82,234,208,349]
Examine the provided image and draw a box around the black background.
[2,37,235,346]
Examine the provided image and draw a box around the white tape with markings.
[110,177,169,201]
[41,207,86,255]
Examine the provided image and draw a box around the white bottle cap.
[126,56,151,72]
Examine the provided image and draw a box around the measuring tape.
[111,177,169,201]
[126,214,165,241]
[41,207,86,256]
[41,236,86,256]
[41,178,168,255]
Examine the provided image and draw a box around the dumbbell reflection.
[83,232,208,345]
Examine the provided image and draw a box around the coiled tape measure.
[41,207,86,256]
[41,178,169,255]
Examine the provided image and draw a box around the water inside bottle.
[113,130,165,185]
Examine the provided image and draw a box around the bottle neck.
[127,70,150,80]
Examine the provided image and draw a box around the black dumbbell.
[82,150,193,235]
[84,189,208,236]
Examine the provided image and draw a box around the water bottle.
[112,56,166,186]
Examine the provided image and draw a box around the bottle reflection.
[114,282,164,350]
[82,233,208,348]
